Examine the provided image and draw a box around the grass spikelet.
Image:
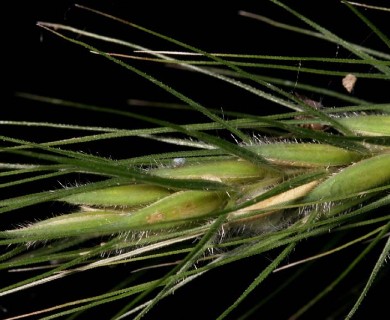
[3,1,390,319]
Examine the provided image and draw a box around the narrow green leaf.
[345,234,390,319]
[343,1,390,49]
[217,243,296,319]
[289,222,390,319]
[63,7,351,135]
[269,0,390,77]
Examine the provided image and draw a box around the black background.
[5,1,390,319]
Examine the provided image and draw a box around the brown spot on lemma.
[147,212,165,224]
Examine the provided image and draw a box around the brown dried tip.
[342,74,357,93]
